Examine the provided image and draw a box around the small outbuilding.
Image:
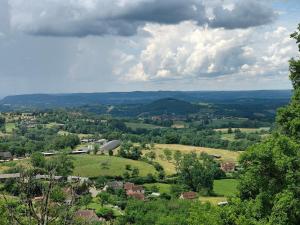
[180,192,197,200]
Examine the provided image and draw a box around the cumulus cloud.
[114,22,255,81]
[113,23,297,82]
[9,0,276,37]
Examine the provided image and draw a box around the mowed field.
[145,144,241,175]
[72,155,157,177]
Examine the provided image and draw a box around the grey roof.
[0,173,20,179]
[0,151,12,159]
[100,140,121,152]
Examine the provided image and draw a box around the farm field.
[5,122,16,133]
[215,127,270,133]
[125,122,163,130]
[213,179,238,197]
[145,144,241,175]
[72,155,157,178]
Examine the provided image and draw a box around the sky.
[0,0,299,97]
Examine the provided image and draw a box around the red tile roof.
[127,192,145,200]
[180,192,197,200]
[75,210,99,221]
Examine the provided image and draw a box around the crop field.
[72,155,157,177]
[145,144,241,175]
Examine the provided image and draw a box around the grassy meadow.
[72,155,157,177]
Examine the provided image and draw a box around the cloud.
[210,0,277,29]
[9,0,276,37]
[114,23,298,83]
[9,0,207,37]
[114,22,255,81]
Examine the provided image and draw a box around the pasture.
[72,155,157,177]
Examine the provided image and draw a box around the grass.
[125,122,162,130]
[72,155,157,178]
[215,127,270,133]
[199,196,227,205]
[143,183,171,194]
[5,123,16,133]
[87,198,123,216]
[213,179,238,197]
[171,121,188,129]
[145,144,241,175]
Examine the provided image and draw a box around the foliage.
[177,152,221,193]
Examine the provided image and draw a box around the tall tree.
[235,24,300,225]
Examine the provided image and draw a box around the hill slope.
[0,90,292,108]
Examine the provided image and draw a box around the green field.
[213,179,238,197]
[72,155,157,177]
[143,183,172,194]
[5,122,16,133]
[143,179,238,197]
[125,122,162,130]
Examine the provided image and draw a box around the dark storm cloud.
[9,0,277,37]
[210,0,277,29]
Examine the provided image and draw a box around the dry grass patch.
[143,144,241,175]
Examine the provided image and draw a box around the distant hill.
[138,98,199,115]
[0,90,292,108]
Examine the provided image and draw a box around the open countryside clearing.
[72,155,157,177]
[145,144,241,175]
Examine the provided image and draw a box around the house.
[42,152,57,157]
[220,162,236,172]
[95,139,107,145]
[127,192,145,200]
[107,181,124,190]
[217,201,229,206]
[71,149,90,155]
[124,182,145,200]
[0,151,12,161]
[0,173,20,180]
[180,192,197,200]
[124,182,144,194]
[75,210,100,222]
[100,140,121,153]
[67,176,89,183]
[124,182,135,191]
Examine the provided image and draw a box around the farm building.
[75,210,102,222]
[220,162,236,172]
[107,181,124,190]
[95,139,107,145]
[127,192,145,200]
[124,182,145,200]
[180,192,197,200]
[0,151,12,160]
[100,140,121,152]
